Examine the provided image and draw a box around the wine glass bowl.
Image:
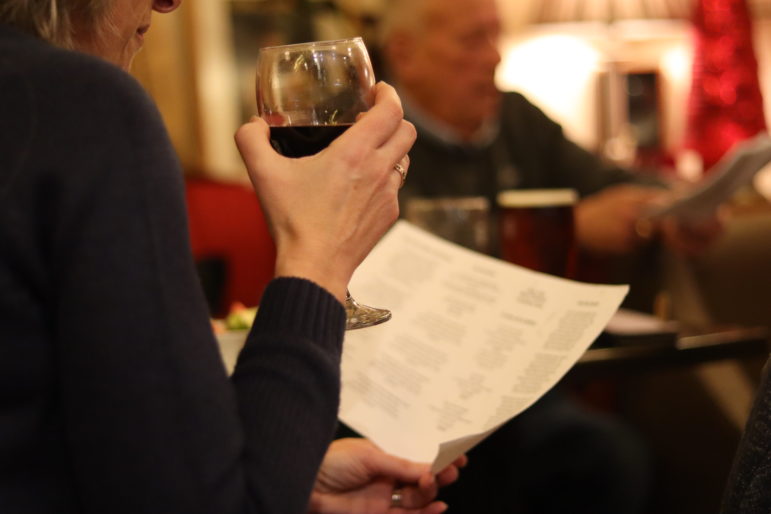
[257,38,375,128]
[256,38,391,330]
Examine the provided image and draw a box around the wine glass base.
[345,295,392,330]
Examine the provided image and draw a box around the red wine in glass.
[270,125,351,158]
[256,38,391,330]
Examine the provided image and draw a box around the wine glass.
[255,37,391,330]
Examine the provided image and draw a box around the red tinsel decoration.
[684,0,766,172]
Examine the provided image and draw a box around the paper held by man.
[646,132,771,223]
[341,221,628,473]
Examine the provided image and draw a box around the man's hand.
[308,438,466,514]
[574,184,665,255]
[575,184,725,256]
[658,212,725,256]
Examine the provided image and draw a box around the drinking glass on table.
[497,189,578,278]
[256,37,391,330]
[404,196,492,254]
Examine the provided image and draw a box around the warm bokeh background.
[131,4,771,512]
[132,0,771,187]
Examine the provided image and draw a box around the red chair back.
[185,179,276,317]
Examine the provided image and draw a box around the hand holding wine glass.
[235,38,415,329]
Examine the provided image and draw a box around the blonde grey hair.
[0,0,109,48]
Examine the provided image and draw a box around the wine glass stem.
[344,290,391,330]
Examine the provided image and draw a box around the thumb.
[234,116,283,173]
[365,449,432,485]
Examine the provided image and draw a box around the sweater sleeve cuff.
[250,277,346,354]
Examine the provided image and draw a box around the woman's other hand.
[235,82,416,303]
[308,438,466,514]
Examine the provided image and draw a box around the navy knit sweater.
[0,24,345,513]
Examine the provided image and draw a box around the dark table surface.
[569,325,770,381]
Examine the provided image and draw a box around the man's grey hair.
[0,0,108,48]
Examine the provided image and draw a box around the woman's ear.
[152,0,181,14]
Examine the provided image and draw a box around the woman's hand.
[235,82,416,303]
[308,438,466,514]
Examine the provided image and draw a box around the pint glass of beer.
[497,189,578,278]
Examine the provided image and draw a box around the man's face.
[401,0,502,138]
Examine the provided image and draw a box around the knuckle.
[381,99,404,121]
[337,146,367,171]
[391,199,401,221]
[378,80,394,92]
[402,120,417,142]
[234,124,249,144]
[234,121,263,148]
[381,197,399,225]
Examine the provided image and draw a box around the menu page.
[342,221,628,472]
[647,132,771,222]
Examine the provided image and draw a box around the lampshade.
[531,0,693,24]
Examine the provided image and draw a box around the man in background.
[374,0,723,512]
[379,0,720,260]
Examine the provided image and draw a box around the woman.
[0,1,462,512]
